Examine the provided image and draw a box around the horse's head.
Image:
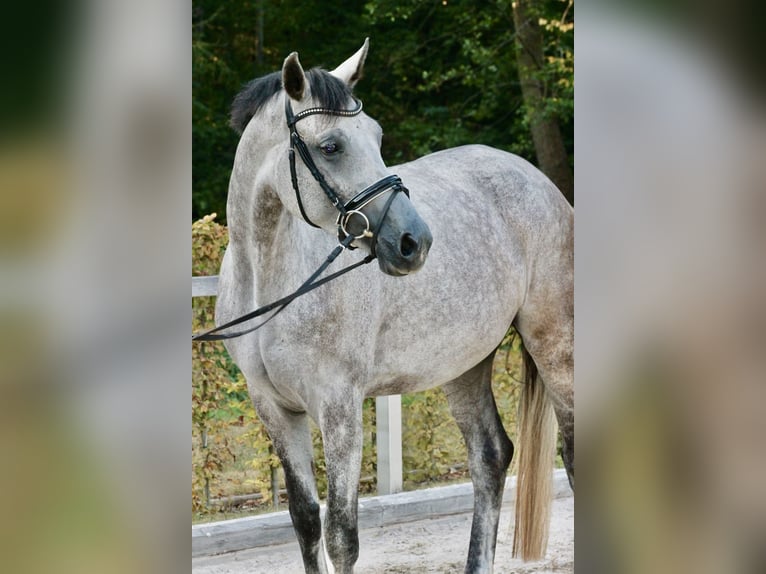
[234,40,432,276]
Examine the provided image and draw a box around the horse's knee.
[289,498,322,545]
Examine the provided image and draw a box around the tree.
[512,0,574,204]
[192,0,574,220]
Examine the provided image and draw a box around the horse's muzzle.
[376,220,432,276]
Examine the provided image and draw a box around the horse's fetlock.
[325,519,359,569]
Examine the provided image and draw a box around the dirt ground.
[192,494,573,573]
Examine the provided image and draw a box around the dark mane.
[230,68,353,134]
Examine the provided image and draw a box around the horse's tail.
[512,343,558,561]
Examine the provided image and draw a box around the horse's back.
[396,144,569,217]
[395,144,572,256]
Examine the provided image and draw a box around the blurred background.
[576,2,766,573]
[1,0,765,573]
[1,1,190,573]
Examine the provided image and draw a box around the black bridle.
[286,95,409,252]
[192,94,409,342]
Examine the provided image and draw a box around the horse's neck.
[229,178,285,259]
[226,130,281,240]
[228,170,315,296]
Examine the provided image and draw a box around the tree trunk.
[256,0,264,67]
[513,0,574,205]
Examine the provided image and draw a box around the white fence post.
[375,395,403,494]
[193,275,404,496]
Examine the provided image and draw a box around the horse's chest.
[257,290,376,374]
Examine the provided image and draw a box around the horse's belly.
[363,279,519,395]
[256,277,517,406]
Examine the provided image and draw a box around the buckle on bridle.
[339,210,374,241]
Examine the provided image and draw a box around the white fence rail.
[193,275,403,495]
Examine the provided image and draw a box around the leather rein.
[192,94,409,342]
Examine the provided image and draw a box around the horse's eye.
[320,141,340,155]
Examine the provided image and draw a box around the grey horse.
[215,39,573,573]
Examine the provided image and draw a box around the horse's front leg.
[251,395,330,574]
[444,352,514,574]
[318,385,364,574]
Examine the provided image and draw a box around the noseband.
[285,95,409,252]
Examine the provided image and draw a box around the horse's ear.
[330,38,369,89]
[283,52,308,101]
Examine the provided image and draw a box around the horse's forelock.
[230,68,353,135]
[304,69,353,114]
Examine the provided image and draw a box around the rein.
[192,234,370,341]
[192,94,409,342]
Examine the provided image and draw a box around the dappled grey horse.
[214,40,573,573]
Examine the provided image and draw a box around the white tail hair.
[512,345,558,561]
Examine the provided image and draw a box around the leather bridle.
[285,95,409,254]
[192,94,410,342]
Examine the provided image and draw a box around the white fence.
[193,276,403,495]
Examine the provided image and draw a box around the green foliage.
[191,214,238,511]
[514,0,574,164]
[402,388,466,483]
[192,0,574,222]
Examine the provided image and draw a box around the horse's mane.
[230,68,353,134]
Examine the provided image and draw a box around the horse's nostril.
[400,233,418,258]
